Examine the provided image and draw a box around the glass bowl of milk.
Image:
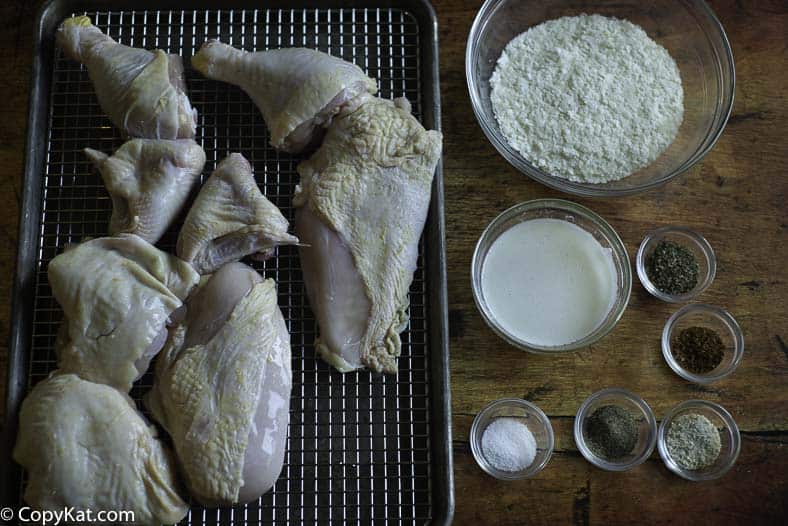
[472,199,632,353]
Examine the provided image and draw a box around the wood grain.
[0,0,786,524]
[437,0,788,523]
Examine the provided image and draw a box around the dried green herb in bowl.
[645,240,699,295]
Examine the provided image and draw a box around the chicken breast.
[56,16,196,139]
[13,373,188,526]
[294,95,442,373]
[85,139,205,244]
[192,42,377,152]
[176,153,299,274]
[49,234,199,391]
[147,263,292,505]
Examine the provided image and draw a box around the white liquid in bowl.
[481,218,618,347]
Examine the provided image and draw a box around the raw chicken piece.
[192,42,377,152]
[147,262,291,505]
[56,16,196,139]
[49,234,199,391]
[13,373,188,526]
[85,139,206,244]
[177,153,299,274]
[294,95,442,373]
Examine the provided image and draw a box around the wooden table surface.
[0,0,786,524]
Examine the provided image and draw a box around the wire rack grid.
[24,7,432,525]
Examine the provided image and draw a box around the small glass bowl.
[470,398,554,480]
[662,304,744,384]
[636,226,716,302]
[574,388,657,471]
[658,400,741,481]
[471,199,632,353]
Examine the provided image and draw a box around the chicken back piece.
[14,373,188,526]
[56,16,196,140]
[49,234,199,392]
[176,153,299,274]
[192,42,377,153]
[85,139,206,244]
[294,95,442,373]
[147,262,292,506]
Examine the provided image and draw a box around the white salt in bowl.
[466,0,735,196]
[470,398,554,480]
[657,400,740,481]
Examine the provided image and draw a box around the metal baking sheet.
[2,1,453,524]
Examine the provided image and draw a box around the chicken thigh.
[192,42,377,152]
[85,139,205,244]
[57,16,196,139]
[49,234,199,391]
[295,95,442,373]
[147,262,291,505]
[13,373,188,526]
[177,153,299,274]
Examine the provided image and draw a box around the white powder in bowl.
[481,417,537,472]
[490,14,684,183]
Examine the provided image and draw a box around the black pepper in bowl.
[671,326,725,374]
[645,240,699,295]
[584,405,639,460]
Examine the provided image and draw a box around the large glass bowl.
[466,0,735,197]
[471,199,632,353]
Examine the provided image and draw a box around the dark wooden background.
[0,0,786,524]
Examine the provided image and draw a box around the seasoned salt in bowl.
[657,399,740,481]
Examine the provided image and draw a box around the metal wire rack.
[24,7,433,525]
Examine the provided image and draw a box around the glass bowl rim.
[470,398,555,480]
[661,303,744,384]
[465,0,736,197]
[657,399,741,481]
[573,387,658,471]
[471,198,632,354]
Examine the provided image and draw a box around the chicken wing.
[85,139,205,244]
[177,153,298,274]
